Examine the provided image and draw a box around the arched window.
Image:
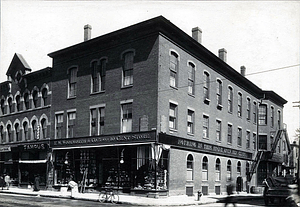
[227,160,232,181]
[41,118,47,139]
[228,87,233,113]
[15,123,20,141]
[215,158,221,181]
[1,99,5,114]
[238,92,242,117]
[42,88,48,106]
[202,156,208,181]
[23,121,28,140]
[188,62,195,95]
[169,51,178,88]
[247,98,251,120]
[16,95,21,111]
[237,161,241,176]
[7,124,12,142]
[216,79,222,106]
[203,72,210,102]
[32,120,38,140]
[8,97,13,113]
[187,154,194,181]
[0,125,4,143]
[32,90,38,108]
[24,92,30,110]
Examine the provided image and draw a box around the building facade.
[0,16,292,196]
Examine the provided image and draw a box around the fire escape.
[247,129,285,182]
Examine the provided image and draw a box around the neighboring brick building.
[0,16,292,196]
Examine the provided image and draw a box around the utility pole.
[293,101,300,194]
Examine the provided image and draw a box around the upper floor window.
[123,52,134,87]
[55,113,64,139]
[68,67,77,98]
[203,115,209,139]
[247,98,251,120]
[100,59,106,91]
[1,99,5,114]
[90,106,105,136]
[237,92,242,117]
[217,80,222,107]
[169,51,178,88]
[246,131,250,148]
[91,61,100,93]
[215,158,221,181]
[259,104,267,125]
[253,133,257,150]
[227,160,232,181]
[0,125,4,143]
[24,92,30,110]
[253,102,257,124]
[67,111,76,138]
[270,107,274,127]
[202,156,208,181]
[8,97,13,113]
[23,121,28,141]
[121,102,132,133]
[237,161,241,176]
[188,62,195,95]
[187,109,194,134]
[237,128,242,146]
[277,110,281,129]
[227,124,232,144]
[41,118,47,139]
[228,87,233,113]
[187,154,194,181]
[32,90,38,108]
[169,103,177,130]
[203,72,210,102]
[7,124,12,142]
[216,120,221,142]
[15,123,20,141]
[32,120,38,140]
[16,95,21,111]
[42,88,48,106]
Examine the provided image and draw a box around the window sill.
[170,85,178,90]
[169,128,178,133]
[203,137,209,140]
[187,132,194,136]
[204,98,210,105]
[217,104,223,110]
[121,85,133,89]
[90,90,105,95]
[188,93,195,98]
[67,96,76,100]
[228,111,233,114]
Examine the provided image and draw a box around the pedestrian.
[4,174,10,190]
[33,174,40,192]
[0,175,4,190]
[224,178,237,207]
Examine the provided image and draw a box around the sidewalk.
[0,186,263,206]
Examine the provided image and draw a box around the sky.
[0,1,299,141]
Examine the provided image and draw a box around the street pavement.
[0,186,263,206]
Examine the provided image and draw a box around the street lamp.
[120,149,125,164]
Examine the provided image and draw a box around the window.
[246,162,250,180]
[215,158,221,181]
[187,154,194,181]
[15,123,20,141]
[247,98,251,120]
[169,51,178,88]
[123,52,134,86]
[91,61,100,93]
[55,113,63,139]
[228,87,233,113]
[203,115,209,139]
[100,59,106,91]
[0,125,4,143]
[68,112,76,138]
[16,95,21,111]
[90,107,105,136]
[23,122,28,140]
[42,88,48,106]
[253,102,257,124]
[1,99,5,114]
[202,156,208,181]
[203,72,210,102]
[217,80,222,106]
[41,118,47,139]
[246,131,250,148]
[32,90,38,108]
[68,67,77,97]
[227,160,232,181]
[259,104,267,125]
[253,133,257,150]
[227,124,232,144]
[24,92,30,110]
[238,128,242,146]
[238,92,242,117]
[32,120,38,140]
[188,62,195,95]
[187,109,194,134]
[270,107,274,127]
[169,103,177,130]
[8,97,13,113]
[278,110,281,129]
[237,161,241,176]
[7,124,12,142]
[121,103,132,133]
[216,120,221,142]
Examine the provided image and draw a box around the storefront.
[0,146,19,185]
[50,130,170,195]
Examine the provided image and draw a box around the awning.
[19,160,47,164]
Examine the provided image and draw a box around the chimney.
[218,48,227,62]
[192,27,202,44]
[84,24,92,41]
[240,66,246,76]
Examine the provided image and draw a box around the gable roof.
[6,53,31,77]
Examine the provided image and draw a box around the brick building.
[0,16,292,196]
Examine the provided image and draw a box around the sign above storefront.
[51,131,156,149]
[0,146,11,152]
[21,143,48,151]
[159,133,252,160]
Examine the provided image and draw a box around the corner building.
[1,16,291,196]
